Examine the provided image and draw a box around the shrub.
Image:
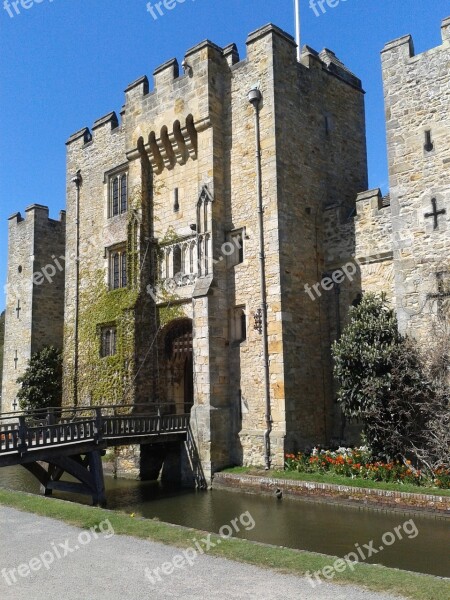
[363,339,434,461]
[332,293,437,462]
[17,346,62,413]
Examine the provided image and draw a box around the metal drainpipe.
[71,170,82,407]
[248,87,272,470]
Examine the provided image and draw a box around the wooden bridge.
[0,405,203,506]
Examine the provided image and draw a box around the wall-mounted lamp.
[247,87,262,107]
[181,59,192,76]
[71,170,82,187]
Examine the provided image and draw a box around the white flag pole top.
[294,0,301,61]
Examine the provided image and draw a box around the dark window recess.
[173,245,182,275]
[112,253,120,289]
[232,307,247,343]
[121,251,127,288]
[424,130,434,153]
[101,327,117,357]
[112,179,119,216]
[230,230,244,266]
[174,188,180,212]
[110,247,127,290]
[237,234,244,264]
[240,311,247,341]
[120,175,127,213]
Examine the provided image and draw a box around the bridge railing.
[0,403,181,424]
[102,413,190,438]
[27,419,97,448]
[0,422,19,452]
[0,405,190,456]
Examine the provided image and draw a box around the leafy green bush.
[17,346,62,413]
[332,293,434,461]
[332,293,401,420]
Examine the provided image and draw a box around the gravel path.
[0,506,406,600]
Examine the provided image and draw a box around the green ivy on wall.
[62,185,190,407]
[76,270,139,406]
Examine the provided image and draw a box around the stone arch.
[159,318,194,414]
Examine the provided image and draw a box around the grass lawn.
[0,488,448,600]
[221,467,450,497]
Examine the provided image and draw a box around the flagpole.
[294,0,301,61]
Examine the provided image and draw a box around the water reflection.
[0,466,448,577]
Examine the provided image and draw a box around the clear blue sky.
[1,0,449,311]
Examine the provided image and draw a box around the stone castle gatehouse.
[2,19,450,483]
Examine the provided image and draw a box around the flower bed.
[285,447,450,490]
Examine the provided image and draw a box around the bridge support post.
[160,442,182,485]
[139,444,166,480]
[17,416,28,456]
[88,450,106,507]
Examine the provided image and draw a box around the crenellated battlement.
[153,57,180,86]
[66,126,92,146]
[382,15,450,61]
[324,189,392,269]
[66,113,121,149]
[92,111,119,132]
[8,204,66,228]
[300,45,362,90]
[66,22,361,154]
[442,16,450,42]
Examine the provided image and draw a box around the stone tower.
[63,24,367,481]
[382,17,450,336]
[318,18,450,441]
[1,205,66,413]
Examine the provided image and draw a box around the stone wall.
[321,189,394,441]
[274,38,368,453]
[323,189,394,335]
[63,115,138,407]
[382,18,450,338]
[213,472,450,515]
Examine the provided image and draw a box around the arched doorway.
[163,319,194,414]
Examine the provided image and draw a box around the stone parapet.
[213,473,450,516]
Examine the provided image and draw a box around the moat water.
[0,466,448,578]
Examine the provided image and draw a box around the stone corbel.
[181,126,197,160]
[156,137,173,168]
[169,128,188,165]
